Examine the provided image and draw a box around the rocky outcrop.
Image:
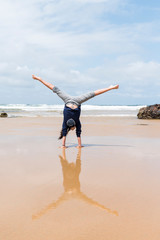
[0,112,8,118]
[137,104,160,119]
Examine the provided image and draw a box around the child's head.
[66,119,76,128]
[58,119,76,140]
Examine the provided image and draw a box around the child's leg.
[32,74,71,103]
[94,85,119,96]
[32,75,54,90]
[52,87,71,103]
[73,85,119,105]
[73,92,95,105]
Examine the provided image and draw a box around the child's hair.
[59,118,76,139]
[58,127,71,140]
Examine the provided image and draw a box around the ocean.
[0,104,145,118]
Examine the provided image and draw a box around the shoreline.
[0,104,145,118]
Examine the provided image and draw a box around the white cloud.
[77,0,110,2]
[0,0,160,104]
[70,70,80,75]
[80,59,160,102]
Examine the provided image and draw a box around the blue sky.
[0,0,160,105]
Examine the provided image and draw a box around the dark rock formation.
[0,112,8,118]
[137,104,160,119]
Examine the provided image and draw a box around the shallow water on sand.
[0,117,160,240]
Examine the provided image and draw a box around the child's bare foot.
[109,84,119,90]
[76,145,84,148]
[32,74,42,81]
[114,84,119,89]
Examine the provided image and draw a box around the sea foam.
[0,104,145,117]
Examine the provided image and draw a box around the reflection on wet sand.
[32,149,118,220]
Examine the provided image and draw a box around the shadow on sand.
[66,143,133,148]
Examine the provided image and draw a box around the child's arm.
[77,137,83,148]
[61,136,67,148]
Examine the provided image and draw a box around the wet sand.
[0,117,160,240]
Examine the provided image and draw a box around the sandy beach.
[0,116,160,240]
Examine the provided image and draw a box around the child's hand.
[76,145,84,148]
